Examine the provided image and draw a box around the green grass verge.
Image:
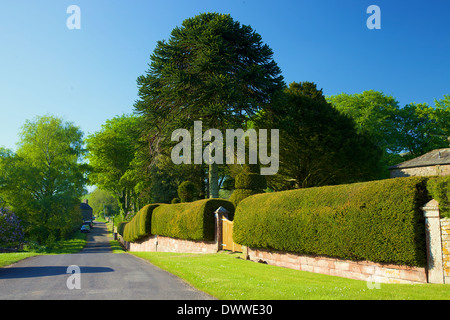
[131,251,450,300]
[0,231,87,268]
[109,240,126,253]
[0,252,40,268]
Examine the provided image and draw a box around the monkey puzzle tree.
[134,12,284,198]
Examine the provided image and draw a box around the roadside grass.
[109,240,126,253]
[103,219,126,253]
[0,252,40,268]
[0,231,87,268]
[131,251,450,300]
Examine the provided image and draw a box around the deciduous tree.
[327,91,450,174]
[85,114,144,216]
[0,116,87,242]
[259,82,382,190]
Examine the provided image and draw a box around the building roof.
[80,199,92,211]
[389,148,450,170]
[80,203,92,210]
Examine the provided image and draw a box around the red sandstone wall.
[245,247,427,284]
[119,234,218,254]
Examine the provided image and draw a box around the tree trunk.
[209,162,219,198]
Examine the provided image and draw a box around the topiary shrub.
[177,181,197,202]
[229,172,267,207]
[233,176,429,267]
[234,173,267,190]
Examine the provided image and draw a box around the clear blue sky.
[1,0,449,151]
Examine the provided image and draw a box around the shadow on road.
[0,266,114,279]
[0,222,116,280]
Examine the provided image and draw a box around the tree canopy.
[86,188,120,219]
[85,114,145,216]
[327,91,450,176]
[258,82,382,190]
[0,115,87,242]
[134,12,285,198]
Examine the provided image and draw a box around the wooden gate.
[221,216,242,252]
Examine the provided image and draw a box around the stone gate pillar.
[422,199,444,284]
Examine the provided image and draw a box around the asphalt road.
[0,222,214,300]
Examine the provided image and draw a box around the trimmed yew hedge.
[123,204,161,242]
[233,177,429,267]
[117,221,127,237]
[151,199,235,241]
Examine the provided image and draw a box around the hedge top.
[151,198,235,241]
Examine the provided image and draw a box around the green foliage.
[85,114,146,216]
[229,164,267,207]
[88,188,120,218]
[135,12,284,130]
[326,90,401,152]
[233,177,429,267]
[427,176,450,218]
[177,181,197,202]
[117,221,127,237]
[327,91,450,176]
[151,199,235,241]
[148,155,205,204]
[234,173,267,190]
[0,116,86,243]
[171,198,181,204]
[123,204,160,242]
[229,171,267,207]
[394,103,450,158]
[259,82,382,190]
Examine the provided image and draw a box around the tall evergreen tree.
[134,12,284,198]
